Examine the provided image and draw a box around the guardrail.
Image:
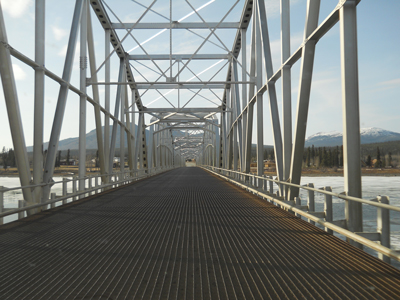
[0,166,175,224]
[202,166,400,265]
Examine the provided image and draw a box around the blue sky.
[0,0,399,150]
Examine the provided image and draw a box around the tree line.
[253,144,397,168]
[1,147,16,169]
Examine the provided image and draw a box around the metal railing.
[203,166,400,265]
[0,166,176,224]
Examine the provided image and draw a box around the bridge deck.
[1,167,400,299]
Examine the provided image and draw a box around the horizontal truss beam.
[133,108,225,113]
[111,22,240,29]
[129,54,230,60]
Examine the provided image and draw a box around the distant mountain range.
[305,127,400,147]
[26,125,191,152]
[27,126,400,151]
[26,125,146,152]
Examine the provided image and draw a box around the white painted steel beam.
[43,0,84,202]
[109,59,125,173]
[129,54,230,60]
[281,0,292,198]
[257,0,284,183]
[241,28,247,173]
[340,0,363,244]
[244,11,256,174]
[79,0,88,194]
[87,5,106,181]
[111,22,240,30]
[288,0,320,200]
[133,84,227,89]
[33,0,45,205]
[0,2,34,208]
[104,29,111,174]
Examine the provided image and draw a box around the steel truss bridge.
[1,0,400,298]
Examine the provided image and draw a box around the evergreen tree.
[376,146,381,161]
[55,150,62,167]
[7,149,16,167]
[366,155,372,167]
[66,149,70,165]
[320,147,325,167]
[311,145,315,166]
[375,147,382,168]
[339,146,343,166]
[388,152,392,167]
[270,149,275,161]
[95,150,100,168]
[306,147,311,167]
[327,149,332,167]
[322,147,328,167]
[1,147,7,170]
[333,146,339,167]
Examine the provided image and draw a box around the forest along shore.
[1,166,399,177]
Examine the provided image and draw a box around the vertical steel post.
[376,196,390,263]
[233,62,243,170]
[104,29,111,174]
[0,3,34,208]
[227,89,233,169]
[62,178,67,205]
[79,0,87,196]
[120,71,126,178]
[323,186,333,234]
[307,183,315,225]
[269,176,273,194]
[135,113,143,169]
[232,88,238,175]
[340,0,362,246]
[132,92,137,172]
[221,107,227,169]
[281,0,292,199]
[256,0,284,185]
[241,29,247,173]
[255,1,264,184]
[72,176,77,200]
[33,0,46,206]
[109,59,125,173]
[0,186,3,225]
[87,7,106,182]
[18,200,25,219]
[124,84,134,174]
[51,193,56,209]
[244,13,256,175]
[43,0,84,202]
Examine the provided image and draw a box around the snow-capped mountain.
[305,127,400,147]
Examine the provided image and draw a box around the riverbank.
[0,166,98,177]
[259,167,400,177]
[1,166,399,177]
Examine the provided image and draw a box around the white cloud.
[1,0,33,18]
[52,25,68,41]
[378,78,400,87]
[12,64,26,80]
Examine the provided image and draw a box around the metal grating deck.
[1,167,400,299]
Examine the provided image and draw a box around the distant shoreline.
[1,167,399,178]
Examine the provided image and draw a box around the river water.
[1,175,400,267]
